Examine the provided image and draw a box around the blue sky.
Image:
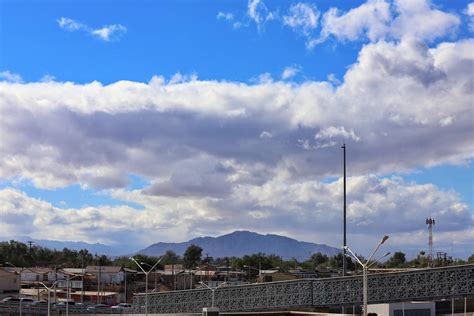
[0,0,473,258]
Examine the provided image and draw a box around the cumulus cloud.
[281,66,301,80]
[465,2,474,31]
[0,71,23,83]
[318,0,392,44]
[316,0,459,46]
[0,38,472,189]
[283,2,320,37]
[1,175,471,256]
[0,37,472,254]
[315,126,361,142]
[57,17,127,41]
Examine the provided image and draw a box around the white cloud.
[57,17,127,41]
[390,0,460,41]
[0,71,23,83]
[317,0,459,46]
[0,37,472,254]
[283,2,320,36]
[57,17,85,31]
[217,12,234,21]
[315,126,361,142]
[319,0,392,43]
[259,131,273,138]
[0,38,472,191]
[40,74,56,83]
[90,24,127,41]
[247,0,275,30]
[281,66,300,80]
[1,175,471,256]
[465,2,474,31]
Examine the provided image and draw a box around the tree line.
[1,240,472,271]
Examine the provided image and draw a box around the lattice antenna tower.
[426,217,435,267]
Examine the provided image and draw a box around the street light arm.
[367,252,391,269]
[344,246,364,267]
[149,257,163,273]
[367,235,389,263]
[130,257,147,274]
[199,281,212,290]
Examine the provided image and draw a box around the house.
[288,268,319,279]
[85,266,124,285]
[4,267,55,283]
[0,268,20,295]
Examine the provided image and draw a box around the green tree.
[161,250,180,265]
[387,252,406,268]
[468,254,474,263]
[183,244,203,268]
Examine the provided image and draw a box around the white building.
[368,301,435,316]
[85,266,124,284]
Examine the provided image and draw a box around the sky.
[0,0,473,258]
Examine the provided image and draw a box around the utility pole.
[342,144,347,277]
[27,241,34,252]
[342,144,347,315]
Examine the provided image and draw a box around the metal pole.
[124,270,127,303]
[66,274,69,316]
[145,272,149,316]
[363,265,368,316]
[452,298,454,316]
[81,256,84,304]
[342,144,347,277]
[47,289,51,316]
[19,268,22,316]
[464,296,467,316]
[211,288,215,308]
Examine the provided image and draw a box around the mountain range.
[137,231,340,261]
[1,231,340,261]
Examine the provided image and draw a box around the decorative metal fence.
[133,264,474,314]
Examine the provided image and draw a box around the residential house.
[85,266,124,285]
[0,268,20,295]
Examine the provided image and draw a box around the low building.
[368,301,435,316]
[0,268,20,295]
[85,266,124,285]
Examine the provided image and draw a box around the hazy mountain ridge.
[138,231,340,261]
[0,236,129,256]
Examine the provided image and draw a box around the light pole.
[130,257,162,316]
[39,281,57,316]
[199,281,227,308]
[140,262,159,292]
[344,235,390,316]
[63,273,81,316]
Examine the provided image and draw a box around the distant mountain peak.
[138,230,339,261]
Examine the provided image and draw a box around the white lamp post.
[39,281,58,316]
[199,281,227,308]
[344,235,390,316]
[130,257,162,316]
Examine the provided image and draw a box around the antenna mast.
[426,217,435,267]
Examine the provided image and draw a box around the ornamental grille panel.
[133,264,474,314]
